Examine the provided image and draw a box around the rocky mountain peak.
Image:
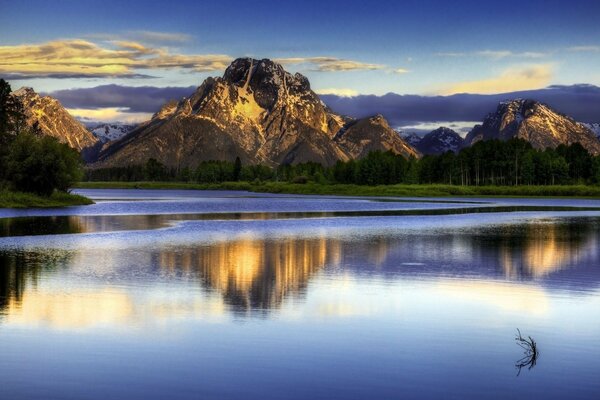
[10,87,98,151]
[12,86,38,99]
[369,114,389,127]
[222,58,311,110]
[96,57,418,167]
[416,127,463,155]
[465,99,600,154]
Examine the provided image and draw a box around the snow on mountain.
[582,122,600,138]
[415,127,463,155]
[401,132,423,147]
[89,123,137,143]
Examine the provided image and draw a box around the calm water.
[1,190,599,399]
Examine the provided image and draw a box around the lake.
[1,189,599,399]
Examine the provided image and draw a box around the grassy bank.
[74,181,600,198]
[0,190,94,208]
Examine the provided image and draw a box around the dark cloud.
[43,83,600,125]
[321,84,600,125]
[46,84,196,113]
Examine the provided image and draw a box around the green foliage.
[144,158,168,181]
[4,132,84,196]
[0,190,93,208]
[75,181,600,198]
[82,138,600,189]
[0,79,26,149]
[233,156,242,181]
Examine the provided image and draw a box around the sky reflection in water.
[0,191,599,399]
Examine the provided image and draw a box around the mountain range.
[95,58,417,167]
[9,58,600,164]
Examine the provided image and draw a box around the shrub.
[4,132,84,196]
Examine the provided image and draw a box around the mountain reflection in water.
[1,218,599,328]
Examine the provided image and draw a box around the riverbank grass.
[0,190,93,208]
[74,181,600,198]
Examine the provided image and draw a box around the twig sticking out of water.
[515,328,539,376]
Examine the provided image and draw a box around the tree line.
[85,138,600,186]
[0,79,83,196]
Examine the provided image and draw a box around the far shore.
[74,181,600,198]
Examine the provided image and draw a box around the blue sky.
[1,0,600,123]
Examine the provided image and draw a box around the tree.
[233,156,242,181]
[0,79,25,145]
[144,158,167,181]
[5,132,84,195]
[557,143,592,182]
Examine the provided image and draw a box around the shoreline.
[74,181,600,198]
[0,190,94,208]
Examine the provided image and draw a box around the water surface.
[0,190,599,399]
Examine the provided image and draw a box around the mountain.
[334,114,419,159]
[415,127,463,155]
[89,123,137,143]
[401,132,423,148]
[11,87,98,151]
[96,58,418,167]
[582,122,600,138]
[464,99,600,154]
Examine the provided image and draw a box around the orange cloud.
[439,64,554,95]
[0,39,232,79]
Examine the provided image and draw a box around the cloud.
[47,84,196,113]
[320,84,600,128]
[315,88,359,97]
[275,57,384,71]
[0,39,232,79]
[67,107,152,124]
[439,64,554,95]
[128,30,192,44]
[476,50,513,59]
[87,30,192,44]
[393,68,410,74]
[435,52,466,57]
[567,45,600,52]
[398,121,481,135]
[437,50,548,59]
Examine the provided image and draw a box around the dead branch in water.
[515,328,539,376]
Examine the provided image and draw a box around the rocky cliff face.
[97,58,418,167]
[464,99,600,154]
[12,87,98,151]
[415,127,463,155]
[334,115,419,159]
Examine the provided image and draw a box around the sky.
[1,0,600,127]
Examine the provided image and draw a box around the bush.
[291,175,309,184]
[4,132,83,196]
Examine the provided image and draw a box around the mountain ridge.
[464,99,600,154]
[96,58,419,168]
[11,87,98,151]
